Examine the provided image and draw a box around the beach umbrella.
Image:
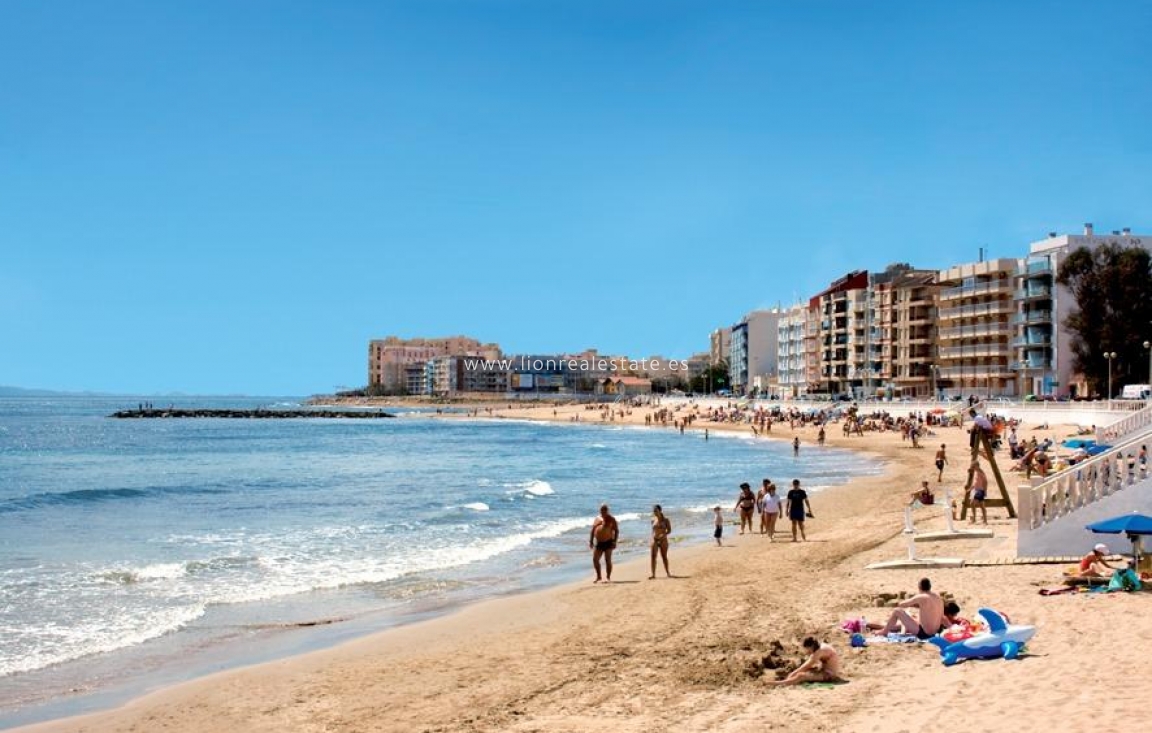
[1086,514,1152,567]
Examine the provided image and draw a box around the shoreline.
[3,411,875,729]
[12,403,1145,733]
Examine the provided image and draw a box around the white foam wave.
[504,480,554,496]
[0,603,207,677]
[589,443,608,449]
[461,502,490,512]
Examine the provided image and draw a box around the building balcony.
[936,323,1012,340]
[939,280,1012,301]
[1011,336,1051,348]
[937,364,1015,379]
[937,301,1013,319]
[1017,260,1052,277]
[1012,360,1053,371]
[1014,286,1052,300]
[938,344,1011,359]
[1010,311,1052,325]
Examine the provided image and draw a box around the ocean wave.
[503,480,554,497]
[461,502,490,512]
[0,603,207,678]
[0,484,228,514]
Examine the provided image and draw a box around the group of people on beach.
[727,479,813,542]
[589,478,817,583]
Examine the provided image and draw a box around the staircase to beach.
[1017,403,1152,557]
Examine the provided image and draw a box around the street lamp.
[1144,341,1151,391]
[928,363,937,401]
[1104,351,1117,401]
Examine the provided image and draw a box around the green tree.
[1056,244,1152,395]
[689,361,730,394]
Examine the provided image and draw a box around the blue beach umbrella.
[1086,514,1152,567]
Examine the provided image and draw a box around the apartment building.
[729,309,782,395]
[367,336,501,394]
[871,265,939,398]
[810,271,871,396]
[776,303,808,397]
[936,258,1019,397]
[1017,223,1149,397]
[709,327,731,366]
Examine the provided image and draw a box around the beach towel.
[1038,586,1078,596]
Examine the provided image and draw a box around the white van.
[1121,384,1151,400]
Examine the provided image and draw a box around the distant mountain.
[0,385,114,397]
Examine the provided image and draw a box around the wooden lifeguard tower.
[960,428,1017,520]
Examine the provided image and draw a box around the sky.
[2,0,1151,395]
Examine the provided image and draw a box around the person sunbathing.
[1077,543,1119,577]
[770,637,844,686]
[879,577,944,639]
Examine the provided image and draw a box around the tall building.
[709,327,731,366]
[1017,223,1149,397]
[936,258,1019,397]
[728,309,782,395]
[871,265,939,398]
[368,336,500,394]
[776,303,809,397]
[810,271,871,396]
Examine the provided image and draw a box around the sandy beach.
[13,401,1147,733]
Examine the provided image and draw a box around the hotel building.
[810,271,871,396]
[870,265,939,398]
[935,258,1019,397]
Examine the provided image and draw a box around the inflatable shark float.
[929,608,1035,666]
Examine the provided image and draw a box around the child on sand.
[771,637,844,686]
[713,506,724,546]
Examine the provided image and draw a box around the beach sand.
[15,401,1147,733]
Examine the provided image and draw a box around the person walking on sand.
[968,461,988,525]
[649,505,672,579]
[589,504,619,583]
[761,480,781,540]
[734,483,756,535]
[786,479,812,542]
[770,637,844,686]
[712,506,724,546]
[934,444,948,482]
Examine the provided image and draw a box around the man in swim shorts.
[968,461,988,525]
[934,444,948,482]
[879,577,944,639]
[589,503,619,583]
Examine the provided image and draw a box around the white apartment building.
[1017,223,1149,397]
[728,309,781,395]
[776,304,808,397]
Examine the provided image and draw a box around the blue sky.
[2,0,1150,395]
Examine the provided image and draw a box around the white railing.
[1095,402,1152,442]
[1018,426,1152,531]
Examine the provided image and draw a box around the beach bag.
[1108,569,1141,592]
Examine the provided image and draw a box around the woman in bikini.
[649,504,672,579]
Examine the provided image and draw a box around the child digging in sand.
[771,637,844,686]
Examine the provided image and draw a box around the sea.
[0,396,883,727]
